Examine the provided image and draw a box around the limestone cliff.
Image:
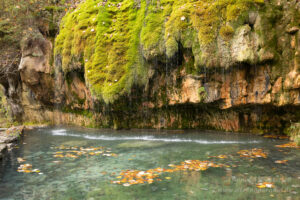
[1,0,300,134]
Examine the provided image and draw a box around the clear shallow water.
[0,127,299,200]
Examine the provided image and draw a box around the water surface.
[0,127,299,200]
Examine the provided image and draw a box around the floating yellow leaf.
[275,160,288,164]
[256,182,274,189]
[52,146,117,159]
[17,157,26,163]
[237,148,267,158]
[217,155,228,159]
[264,135,289,139]
[17,163,41,174]
[65,153,78,158]
[113,160,224,186]
[256,184,266,189]
[275,143,300,149]
[54,154,64,158]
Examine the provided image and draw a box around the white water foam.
[51,129,67,135]
[50,129,261,144]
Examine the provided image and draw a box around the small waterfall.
[53,55,63,125]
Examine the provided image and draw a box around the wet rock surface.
[0,126,24,160]
[0,0,299,133]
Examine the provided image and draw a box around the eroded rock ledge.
[0,126,24,160]
[0,0,299,134]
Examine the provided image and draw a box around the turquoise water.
[0,127,299,200]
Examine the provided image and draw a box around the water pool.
[0,127,299,200]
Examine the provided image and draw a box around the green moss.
[140,1,172,59]
[0,87,12,127]
[219,25,234,41]
[55,0,264,104]
[198,87,207,102]
[55,0,98,72]
[62,107,94,119]
[44,6,65,12]
[55,0,149,104]
[23,121,51,126]
[285,123,300,146]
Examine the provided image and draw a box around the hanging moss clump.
[55,0,264,104]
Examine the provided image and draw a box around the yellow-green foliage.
[55,0,264,103]
[55,0,99,72]
[0,86,12,127]
[285,123,300,146]
[140,0,173,59]
[56,0,148,103]
[0,87,6,116]
[220,25,235,41]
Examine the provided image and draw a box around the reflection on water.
[0,127,299,200]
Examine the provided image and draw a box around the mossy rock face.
[55,0,263,104]
[220,25,235,41]
[285,123,300,146]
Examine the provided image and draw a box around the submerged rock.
[61,140,89,147]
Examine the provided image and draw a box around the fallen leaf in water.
[52,146,118,159]
[275,160,288,164]
[217,155,228,159]
[278,136,289,139]
[17,158,26,163]
[65,153,78,158]
[264,135,289,139]
[256,184,266,189]
[256,182,274,189]
[54,154,64,158]
[17,163,41,174]
[237,148,267,158]
[275,143,300,149]
[113,160,224,186]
